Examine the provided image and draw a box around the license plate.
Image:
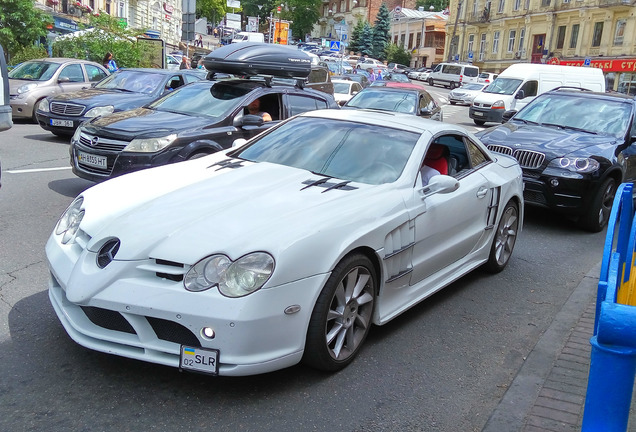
[50,119,74,127]
[179,346,219,375]
[78,151,107,169]
[473,111,484,116]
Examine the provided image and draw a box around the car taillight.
[459,75,463,82]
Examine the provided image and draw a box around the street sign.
[584,57,592,67]
[330,41,340,51]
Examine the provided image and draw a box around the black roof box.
[202,42,312,78]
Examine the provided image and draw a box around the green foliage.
[0,0,51,60]
[358,22,374,56]
[196,0,227,26]
[52,15,153,68]
[385,43,411,65]
[347,19,365,54]
[286,0,322,40]
[414,0,448,11]
[9,45,48,66]
[371,3,390,60]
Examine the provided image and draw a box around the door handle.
[476,187,488,198]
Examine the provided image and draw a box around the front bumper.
[37,112,86,135]
[469,106,504,123]
[10,98,35,119]
[46,233,329,376]
[521,171,599,216]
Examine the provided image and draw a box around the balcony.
[598,0,635,7]
[465,9,490,24]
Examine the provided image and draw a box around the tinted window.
[288,95,324,116]
[519,80,537,97]
[464,67,479,77]
[85,64,108,82]
[444,65,461,75]
[308,68,328,84]
[59,64,84,82]
[346,88,417,114]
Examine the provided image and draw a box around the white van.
[428,63,480,89]
[469,63,606,125]
[231,32,265,44]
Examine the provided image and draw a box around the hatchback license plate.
[179,346,219,375]
[50,119,74,127]
[473,111,484,116]
[78,151,107,169]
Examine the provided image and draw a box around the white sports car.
[47,109,523,376]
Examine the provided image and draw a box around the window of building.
[492,31,500,53]
[614,19,626,46]
[497,0,504,12]
[473,0,479,16]
[513,0,521,10]
[592,22,603,47]
[540,0,550,6]
[524,0,530,8]
[468,34,475,54]
[416,32,421,47]
[556,26,566,49]
[408,33,414,49]
[508,29,516,52]
[570,24,579,48]
[479,33,486,61]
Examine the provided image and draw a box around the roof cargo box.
[203,42,312,78]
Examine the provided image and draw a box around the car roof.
[116,68,199,75]
[299,108,463,136]
[27,58,99,64]
[547,88,636,102]
[367,83,425,91]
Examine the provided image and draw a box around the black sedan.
[477,88,636,232]
[36,68,205,136]
[68,78,338,182]
[342,85,443,121]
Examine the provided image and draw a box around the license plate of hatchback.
[179,346,219,375]
[78,151,107,169]
[473,111,483,116]
[50,119,74,127]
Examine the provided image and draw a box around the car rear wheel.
[303,254,376,371]
[450,101,457,105]
[474,120,486,126]
[484,200,519,273]
[186,151,213,160]
[428,78,434,86]
[579,177,616,233]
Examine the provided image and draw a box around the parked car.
[306,66,334,95]
[372,72,411,84]
[449,82,488,105]
[387,63,412,74]
[416,69,433,81]
[477,72,498,84]
[166,55,180,71]
[332,79,363,105]
[343,85,443,121]
[428,62,479,89]
[342,73,370,88]
[358,58,387,71]
[477,88,636,232]
[47,108,523,376]
[408,67,428,80]
[9,58,109,122]
[69,77,338,182]
[36,68,204,136]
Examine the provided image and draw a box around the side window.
[446,65,461,75]
[308,68,328,84]
[520,80,538,97]
[169,75,185,90]
[466,138,490,169]
[353,83,362,93]
[423,134,491,182]
[85,65,108,82]
[287,94,322,116]
[184,74,200,84]
[464,67,479,77]
[59,64,85,82]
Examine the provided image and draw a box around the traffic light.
[277,6,281,12]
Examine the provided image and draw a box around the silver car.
[449,82,488,105]
[9,58,109,121]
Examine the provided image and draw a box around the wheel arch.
[173,139,224,162]
[338,246,383,295]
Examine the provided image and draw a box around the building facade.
[443,0,636,93]
[389,8,448,68]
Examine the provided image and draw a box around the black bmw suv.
[477,88,636,232]
[69,77,338,182]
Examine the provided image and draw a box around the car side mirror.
[420,108,432,116]
[338,100,346,106]
[232,138,248,148]
[502,110,517,123]
[58,77,70,83]
[515,89,525,99]
[233,114,264,128]
[419,175,460,199]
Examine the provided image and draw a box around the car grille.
[524,190,548,205]
[79,132,129,151]
[80,306,201,347]
[51,102,86,116]
[487,145,545,169]
[473,102,492,108]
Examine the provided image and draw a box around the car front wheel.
[484,200,519,273]
[303,254,376,371]
[579,177,616,232]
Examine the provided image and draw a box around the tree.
[358,22,374,57]
[52,15,153,68]
[415,0,448,11]
[196,0,227,27]
[286,0,322,41]
[384,43,411,65]
[0,0,51,60]
[371,3,390,60]
[348,19,365,54]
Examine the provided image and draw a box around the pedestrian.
[102,52,118,72]
[213,27,218,38]
[195,34,203,47]
[179,56,190,70]
[367,68,376,82]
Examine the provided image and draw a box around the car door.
[407,134,494,285]
[227,91,284,144]
[56,63,90,95]
[84,64,108,84]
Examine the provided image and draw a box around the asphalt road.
[0,100,607,432]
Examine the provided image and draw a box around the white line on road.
[7,167,72,174]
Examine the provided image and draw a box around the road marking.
[7,167,72,174]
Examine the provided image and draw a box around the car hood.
[9,78,50,93]
[477,122,618,159]
[85,107,211,136]
[79,151,399,267]
[51,88,155,110]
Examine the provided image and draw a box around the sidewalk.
[482,262,636,431]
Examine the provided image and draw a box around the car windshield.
[462,83,485,91]
[515,93,632,137]
[385,74,410,82]
[9,61,60,81]
[94,70,165,94]
[148,80,254,118]
[345,89,417,114]
[333,82,351,93]
[232,117,419,185]
[483,77,523,95]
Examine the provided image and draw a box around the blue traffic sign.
[584,57,592,67]
[330,41,340,51]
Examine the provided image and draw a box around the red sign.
[163,2,173,13]
[551,57,636,73]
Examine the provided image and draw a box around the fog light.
[201,327,215,339]
[550,178,559,187]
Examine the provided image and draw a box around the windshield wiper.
[515,118,539,125]
[539,122,597,134]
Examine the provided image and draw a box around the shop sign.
[163,2,174,13]
[54,16,79,32]
[557,58,636,73]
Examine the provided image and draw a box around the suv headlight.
[55,197,85,245]
[124,134,177,153]
[548,157,600,173]
[184,252,275,297]
[85,105,114,118]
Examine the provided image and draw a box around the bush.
[385,43,411,66]
[8,45,49,68]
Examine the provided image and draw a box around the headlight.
[84,105,114,118]
[492,100,506,109]
[38,98,50,113]
[124,134,178,153]
[184,252,275,298]
[548,157,600,173]
[17,83,38,94]
[71,126,82,143]
[55,197,85,245]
